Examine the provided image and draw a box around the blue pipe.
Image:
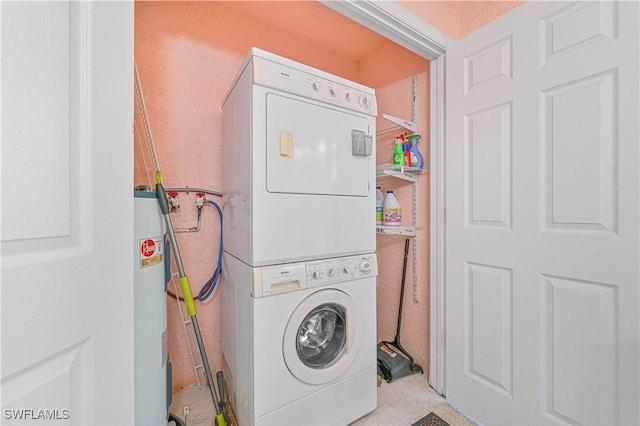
[198,200,223,301]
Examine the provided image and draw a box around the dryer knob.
[327,268,335,277]
[311,271,319,279]
[359,95,371,110]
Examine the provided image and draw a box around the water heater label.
[140,237,163,268]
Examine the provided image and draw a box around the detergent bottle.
[392,137,405,167]
[383,190,401,226]
[376,186,384,225]
[407,134,424,169]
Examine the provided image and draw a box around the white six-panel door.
[446,1,639,424]
[1,2,134,424]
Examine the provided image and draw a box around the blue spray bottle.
[407,134,424,169]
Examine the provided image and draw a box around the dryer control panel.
[254,56,377,116]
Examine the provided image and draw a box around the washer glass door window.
[283,289,363,385]
[297,303,346,369]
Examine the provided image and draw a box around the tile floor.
[169,374,477,426]
[352,374,476,426]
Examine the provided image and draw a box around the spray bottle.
[392,136,405,167]
[407,134,424,169]
[403,143,411,168]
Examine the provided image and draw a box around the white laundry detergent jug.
[376,186,384,225]
[383,190,401,226]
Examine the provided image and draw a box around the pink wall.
[459,1,524,38]
[135,1,430,391]
[360,45,432,376]
[371,74,431,371]
[399,1,462,39]
[135,0,521,393]
[399,0,523,39]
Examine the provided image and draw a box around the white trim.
[322,0,449,396]
[429,56,447,396]
[319,0,452,60]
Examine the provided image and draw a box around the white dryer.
[221,48,378,425]
[222,48,377,267]
[222,252,378,425]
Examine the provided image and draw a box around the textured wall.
[135,0,430,391]
[372,75,431,375]
[459,1,524,38]
[359,44,431,377]
[398,1,462,38]
[399,0,523,39]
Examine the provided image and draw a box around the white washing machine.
[222,48,377,267]
[222,48,378,425]
[222,252,378,425]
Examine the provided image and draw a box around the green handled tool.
[155,171,227,426]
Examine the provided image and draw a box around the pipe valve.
[167,192,180,211]
[195,193,206,209]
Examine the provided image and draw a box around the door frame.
[319,0,451,395]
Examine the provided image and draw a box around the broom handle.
[395,239,411,339]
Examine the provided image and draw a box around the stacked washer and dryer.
[221,48,378,425]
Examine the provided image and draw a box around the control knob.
[359,258,372,274]
[358,95,371,110]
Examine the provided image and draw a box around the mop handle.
[155,172,196,317]
[154,172,227,425]
[395,239,411,337]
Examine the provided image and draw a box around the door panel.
[2,342,92,425]
[1,1,72,247]
[464,102,512,228]
[541,274,618,425]
[446,1,639,424]
[1,2,134,424]
[540,1,617,66]
[465,262,513,397]
[541,69,618,232]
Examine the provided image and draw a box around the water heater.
[134,189,169,424]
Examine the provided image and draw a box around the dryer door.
[283,289,363,385]
[266,93,372,197]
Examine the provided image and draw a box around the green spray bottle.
[392,136,405,166]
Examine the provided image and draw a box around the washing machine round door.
[283,289,363,385]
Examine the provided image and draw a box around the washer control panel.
[255,253,378,297]
[306,253,378,288]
